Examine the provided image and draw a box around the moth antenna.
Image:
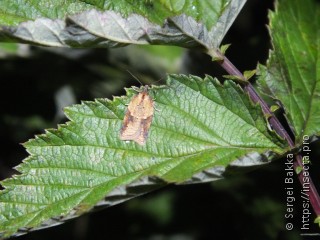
[153,74,166,84]
[126,69,144,86]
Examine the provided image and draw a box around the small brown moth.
[120,86,154,145]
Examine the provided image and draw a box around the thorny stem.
[214,51,320,217]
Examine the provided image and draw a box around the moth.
[120,86,154,145]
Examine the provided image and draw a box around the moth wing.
[128,92,154,118]
[135,115,153,145]
[120,112,143,142]
[120,89,154,145]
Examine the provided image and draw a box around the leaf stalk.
[211,50,320,217]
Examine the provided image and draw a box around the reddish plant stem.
[217,53,320,216]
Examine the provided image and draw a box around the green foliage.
[0,43,18,54]
[0,0,240,30]
[0,75,287,237]
[0,0,318,238]
[258,0,320,143]
[0,0,246,50]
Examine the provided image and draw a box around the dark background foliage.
[0,0,319,239]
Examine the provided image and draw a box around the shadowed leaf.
[0,0,246,50]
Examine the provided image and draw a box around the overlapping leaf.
[0,75,287,237]
[0,0,246,50]
[0,0,237,29]
[258,0,320,142]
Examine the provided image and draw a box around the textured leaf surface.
[257,0,320,142]
[0,0,246,49]
[0,0,236,29]
[0,75,287,237]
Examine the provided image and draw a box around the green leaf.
[295,166,303,175]
[0,75,287,237]
[219,43,231,55]
[0,0,242,29]
[223,75,247,84]
[110,45,185,75]
[0,43,31,58]
[0,42,18,53]
[257,0,320,143]
[0,0,246,50]
[315,216,320,226]
[270,105,280,113]
[243,70,256,80]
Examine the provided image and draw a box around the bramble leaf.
[0,74,287,237]
[257,0,320,143]
[0,0,246,50]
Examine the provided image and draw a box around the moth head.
[132,85,150,93]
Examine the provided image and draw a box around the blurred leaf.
[107,45,184,78]
[0,43,31,58]
[257,0,320,143]
[127,191,174,225]
[248,198,284,239]
[0,0,246,51]
[54,85,77,122]
[0,74,287,237]
[0,43,18,53]
[134,45,184,74]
